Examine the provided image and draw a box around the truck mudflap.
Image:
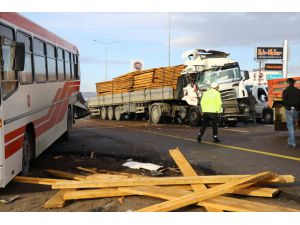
[74,93,91,119]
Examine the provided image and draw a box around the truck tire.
[151,105,162,124]
[101,107,107,120]
[264,110,273,124]
[187,106,201,127]
[107,106,115,120]
[115,106,122,121]
[21,127,35,175]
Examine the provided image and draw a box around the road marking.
[130,129,300,162]
[219,128,250,133]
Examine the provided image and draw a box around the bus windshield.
[196,66,242,89]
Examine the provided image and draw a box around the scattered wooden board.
[46,169,86,181]
[13,176,69,185]
[44,189,76,209]
[136,171,276,212]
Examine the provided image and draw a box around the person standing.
[282,78,300,148]
[197,82,222,143]
[248,92,257,126]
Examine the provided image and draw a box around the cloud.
[171,13,300,48]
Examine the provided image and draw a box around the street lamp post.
[93,40,120,81]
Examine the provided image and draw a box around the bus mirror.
[241,70,250,81]
[13,42,25,71]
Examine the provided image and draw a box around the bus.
[0,12,84,187]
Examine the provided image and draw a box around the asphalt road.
[50,117,300,201]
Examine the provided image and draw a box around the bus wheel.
[264,111,273,124]
[107,106,115,120]
[115,106,122,121]
[101,107,107,120]
[151,105,162,124]
[22,128,34,175]
[62,107,73,141]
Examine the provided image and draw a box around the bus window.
[33,38,47,83]
[17,31,33,84]
[70,53,74,80]
[74,54,79,80]
[47,44,57,82]
[0,24,18,99]
[57,47,65,81]
[65,51,71,81]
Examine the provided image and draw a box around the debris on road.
[0,195,20,204]
[122,161,162,171]
[12,148,299,212]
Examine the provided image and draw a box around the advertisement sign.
[131,59,144,71]
[264,63,283,71]
[256,47,283,59]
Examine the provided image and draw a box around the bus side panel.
[3,150,22,187]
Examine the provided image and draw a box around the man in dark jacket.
[282,78,300,148]
[248,92,257,126]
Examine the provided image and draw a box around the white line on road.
[219,128,250,133]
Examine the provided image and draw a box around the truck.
[268,77,300,131]
[245,84,273,123]
[88,49,250,126]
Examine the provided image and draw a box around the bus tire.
[62,107,73,141]
[107,106,115,120]
[21,127,35,176]
[101,107,107,120]
[115,106,122,121]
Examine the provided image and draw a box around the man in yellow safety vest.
[197,82,222,143]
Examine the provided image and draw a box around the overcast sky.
[22,12,300,92]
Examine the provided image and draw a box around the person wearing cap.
[282,78,300,148]
[197,82,222,143]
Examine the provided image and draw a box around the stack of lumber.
[96,65,186,96]
[13,148,299,212]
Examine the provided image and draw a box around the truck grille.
[220,89,239,114]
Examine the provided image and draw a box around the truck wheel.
[187,106,201,127]
[115,106,122,121]
[151,105,162,124]
[101,107,107,120]
[21,128,34,175]
[264,111,273,124]
[107,106,115,120]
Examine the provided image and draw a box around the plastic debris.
[122,161,162,171]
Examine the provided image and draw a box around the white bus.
[0,13,82,187]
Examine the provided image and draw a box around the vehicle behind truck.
[268,77,300,131]
[88,49,250,126]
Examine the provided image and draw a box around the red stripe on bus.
[4,126,26,143]
[0,13,78,52]
[33,88,62,126]
[5,136,24,159]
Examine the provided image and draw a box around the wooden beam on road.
[63,188,133,200]
[52,174,292,189]
[13,176,69,185]
[119,186,297,212]
[46,169,86,181]
[44,189,76,209]
[169,148,221,212]
[136,171,276,212]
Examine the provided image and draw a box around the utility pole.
[282,40,288,78]
[93,40,120,81]
[168,12,171,67]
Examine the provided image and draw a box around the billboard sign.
[256,47,283,59]
[264,63,283,71]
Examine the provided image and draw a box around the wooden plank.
[44,189,76,209]
[207,184,279,197]
[46,169,86,181]
[13,176,69,185]
[136,171,276,212]
[169,148,221,212]
[51,173,292,189]
[63,188,133,200]
[76,167,98,174]
[119,186,297,212]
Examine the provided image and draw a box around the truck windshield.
[196,66,242,89]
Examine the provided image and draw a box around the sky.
[21,12,300,92]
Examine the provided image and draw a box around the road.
[1,117,300,211]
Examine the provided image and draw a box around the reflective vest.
[200,88,222,113]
